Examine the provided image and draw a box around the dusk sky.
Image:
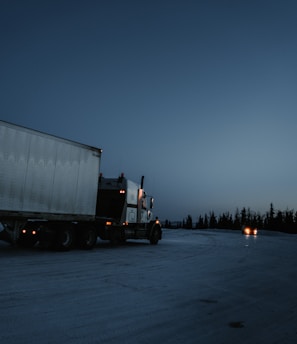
[1,0,297,221]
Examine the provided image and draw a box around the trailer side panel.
[0,121,101,219]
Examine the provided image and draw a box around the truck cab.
[96,174,161,244]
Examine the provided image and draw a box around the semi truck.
[0,120,161,250]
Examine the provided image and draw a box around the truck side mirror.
[150,197,154,209]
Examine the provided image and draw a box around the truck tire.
[150,226,161,245]
[38,226,55,250]
[78,227,97,250]
[54,225,75,251]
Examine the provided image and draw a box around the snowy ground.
[1,228,297,344]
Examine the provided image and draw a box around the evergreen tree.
[196,215,204,229]
[284,209,294,233]
[204,214,209,228]
[233,209,241,229]
[269,203,276,229]
[275,211,283,229]
[256,213,263,229]
[209,211,217,228]
[185,215,193,229]
[240,207,247,227]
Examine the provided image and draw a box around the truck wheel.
[78,227,97,250]
[38,226,55,250]
[150,226,161,245]
[54,226,75,251]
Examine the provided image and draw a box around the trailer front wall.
[0,121,101,218]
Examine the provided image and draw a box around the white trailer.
[0,120,101,220]
[0,121,161,250]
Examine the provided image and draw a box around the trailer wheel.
[78,226,97,250]
[150,226,161,245]
[54,225,75,251]
[38,226,55,250]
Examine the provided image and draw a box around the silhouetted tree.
[255,213,263,229]
[196,215,204,229]
[218,212,233,229]
[240,207,247,227]
[275,211,283,229]
[209,211,217,228]
[284,209,294,233]
[266,203,276,230]
[184,215,193,229]
[233,209,241,229]
[204,214,209,228]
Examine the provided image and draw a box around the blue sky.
[1,0,297,221]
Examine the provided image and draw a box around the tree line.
[163,203,297,234]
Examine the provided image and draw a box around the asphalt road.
[0,229,296,344]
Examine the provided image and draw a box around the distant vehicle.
[0,120,162,250]
[242,226,258,236]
